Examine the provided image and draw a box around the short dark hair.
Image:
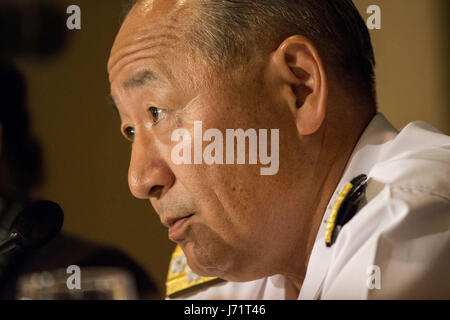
[0,60,43,194]
[187,0,376,104]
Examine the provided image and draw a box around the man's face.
[108,0,308,281]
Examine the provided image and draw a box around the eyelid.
[148,106,168,124]
[119,105,168,142]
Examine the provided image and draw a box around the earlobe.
[273,35,328,136]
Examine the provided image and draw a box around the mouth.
[164,214,194,242]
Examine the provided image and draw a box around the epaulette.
[325,174,368,247]
[166,245,224,298]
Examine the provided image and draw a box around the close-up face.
[108,0,314,281]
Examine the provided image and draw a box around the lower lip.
[168,215,193,241]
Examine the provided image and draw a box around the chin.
[182,241,237,279]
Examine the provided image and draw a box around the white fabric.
[169,274,295,300]
[299,114,450,299]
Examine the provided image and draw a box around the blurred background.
[3,0,449,294]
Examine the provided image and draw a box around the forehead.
[107,0,194,90]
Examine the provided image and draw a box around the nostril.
[149,185,164,198]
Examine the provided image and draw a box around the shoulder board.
[325,174,368,247]
[166,245,224,298]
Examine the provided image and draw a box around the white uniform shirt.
[170,114,449,300]
[170,275,296,300]
[299,113,450,299]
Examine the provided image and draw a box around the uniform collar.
[298,113,398,299]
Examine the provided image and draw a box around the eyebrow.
[123,69,161,90]
[109,69,162,116]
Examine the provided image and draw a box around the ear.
[270,35,328,135]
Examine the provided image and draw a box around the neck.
[286,109,374,292]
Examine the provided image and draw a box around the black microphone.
[0,200,64,255]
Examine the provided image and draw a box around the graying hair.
[126,0,376,102]
[187,0,376,101]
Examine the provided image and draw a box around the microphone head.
[11,200,64,250]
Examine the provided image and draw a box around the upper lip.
[162,214,194,228]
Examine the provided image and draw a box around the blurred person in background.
[0,59,160,299]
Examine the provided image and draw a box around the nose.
[128,135,175,200]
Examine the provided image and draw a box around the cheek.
[188,165,254,227]
[172,165,254,261]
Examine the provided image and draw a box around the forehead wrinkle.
[110,56,166,94]
[108,0,192,75]
[109,43,174,83]
[109,31,181,70]
[109,1,196,93]
[109,38,179,76]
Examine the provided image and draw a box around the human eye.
[148,106,167,124]
[123,126,135,142]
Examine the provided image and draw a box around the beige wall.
[355,0,449,132]
[15,0,449,293]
